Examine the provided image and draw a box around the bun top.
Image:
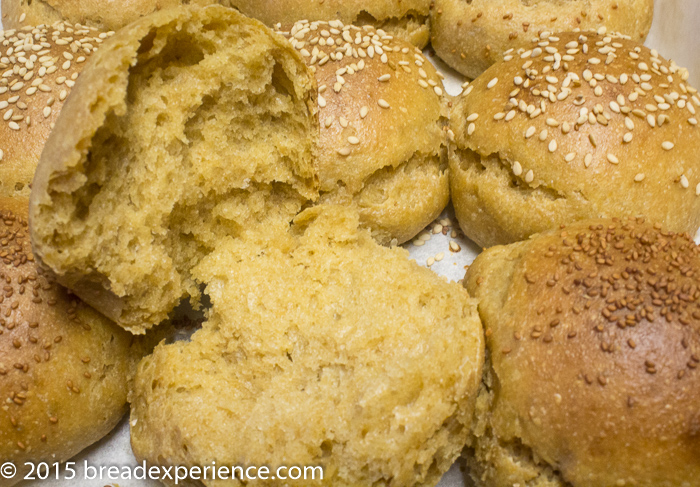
[452,30,700,229]
[466,217,700,485]
[2,0,204,32]
[0,197,133,480]
[232,0,430,46]
[276,20,447,194]
[0,22,110,198]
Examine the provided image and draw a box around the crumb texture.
[130,205,484,487]
[29,6,318,333]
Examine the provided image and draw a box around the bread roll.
[0,22,109,198]
[430,0,653,79]
[232,0,430,48]
[277,20,449,245]
[29,5,318,334]
[449,30,700,248]
[1,0,222,32]
[465,217,700,487]
[131,204,484,487]
[0,197,134,487]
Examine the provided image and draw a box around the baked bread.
[231,0,430,48]
[0,0,224,32]
[0,22,109,198]
[130,204,484,487]
[28,5,319,334]
[431,0,654,79]
[464,217,700,487]
[449,31,700,248]
[0,197,134,487]
[277,20,449,245]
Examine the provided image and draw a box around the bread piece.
[465,217,700,487]
[0,23,110,198]
[130,204,484,487]
[1,0,224,32]
[0,197,134,487]
[431,0,653,79]
[449,31,700,248]
[277,20,449,245]
[29,5,319,334]
[232,0,430,48]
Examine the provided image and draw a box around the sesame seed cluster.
[0,202,131,456]
[510,218,699,383]
[467,216,700,485]
[0,22,110,140]
[429,0,654,79]
[277,19,446,159]
[459,28,699,191]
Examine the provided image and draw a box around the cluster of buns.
[2,1,700,487]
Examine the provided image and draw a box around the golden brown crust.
[430,0,654,79]
[0,23,110,199]
[465,217,700,486]
[1,0,223,31]
[277,20,449,244]
[450,31,700,248]
[234,0,431,47]
[29,5,319,333]
[0,198,133,487]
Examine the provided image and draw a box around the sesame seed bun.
[0,197,134,487]
[0,23,109,199]
[28,5,319,334]
[449,31,700,248]
[465,217,700,487]
[0,0,220,32]
[430,0,654,79]
[277,20,449,245]
[130,204,484,487]
[231,0,431,48]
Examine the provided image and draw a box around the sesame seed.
[487,77,499,89]
[377,74,391,82]
[467,123,476,135]
[548,140,557,153]
[525,170,534,183]
[8,121,20,131]
[360,106,368,119]
[513,161,523,176]
[607,153,619,164]
[565,152,576,162]
[377,99,390,109]
[435,252,444,262]
[43,107,51,118]
[584,153,593,167]
[337,147,351,156]
[348,136,360,145]
[525,126,536,138]
[634,173,645,182]
[318,95,327,108]
[623,133,633,143]
[434,86,443,96]
[681,175,689,188]
[662,141,675,151]
[467,113,479,122]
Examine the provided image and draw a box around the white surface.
[1,2,698,486]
